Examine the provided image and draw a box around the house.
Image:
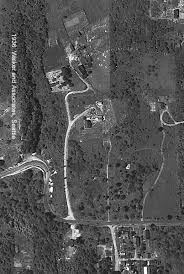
[46,69,71,92]
[174,8,180,18]
[97,244,113,260]
[150,0,184,23]
[149,101,157,112]
[143,266,151,274]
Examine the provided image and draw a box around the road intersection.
[1,49,184,271]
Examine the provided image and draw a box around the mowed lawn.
[143,168,180,219]
[77,0,110,24]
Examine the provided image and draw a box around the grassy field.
[143,168,180,220]
[77,0,110,24]
[144,127,180,220]
[67,137,108,220]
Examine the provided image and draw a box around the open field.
[43,0,184,225]
[108,146,163,221]
[68,91,96,119]
[67,137,108,220]
[144,126,180,220]
[76,0,110,24]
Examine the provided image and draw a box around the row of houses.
[115,225,162,273]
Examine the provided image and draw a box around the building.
[65,42,75,56]
[149,101,157,112]
[149,0,184,23]
[97,244,113,261]
[143,266,151,274]
[46,69,71,92]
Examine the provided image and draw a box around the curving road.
[2,47,184,271]
[0,155,56,215]
[62,52,97,221]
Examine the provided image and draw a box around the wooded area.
[0,0,184,273]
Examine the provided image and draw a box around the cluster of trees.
[68,91,96,119]
[60,241,98,274]
[0,1,107,273]
[0,168,71,273]
[67,139,108,220]
[50,66,74,91]
[10,0,47,154]
[108,137,162,220]
[1,0,184,272]
[0,1,17,158]
[0,226,15,273]
[58,225,113,274]
[0,0,69,273]
[109,0,178,116]
[151,225,184,273]
[61,66,74,89]
[107,0,183,223]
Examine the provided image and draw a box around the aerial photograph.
[1,0,184,273]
